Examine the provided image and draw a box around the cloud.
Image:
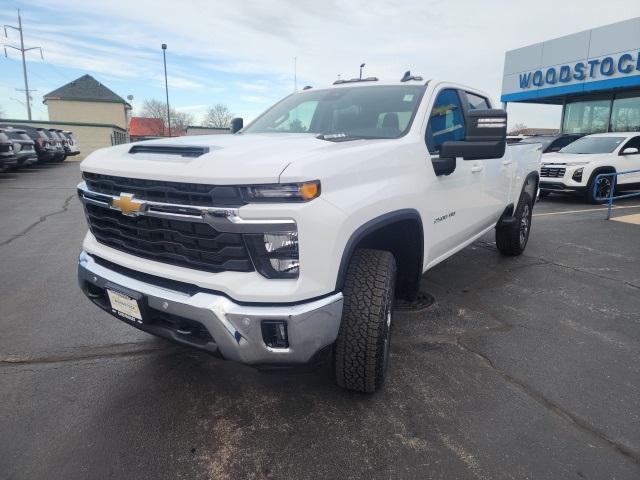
[7,0,640,127]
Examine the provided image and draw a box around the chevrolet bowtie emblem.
[111,193,146,216]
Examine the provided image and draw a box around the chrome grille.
[84,203,253,273]
[82,172,246,207]
[540,167,566,178]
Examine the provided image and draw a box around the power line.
[3,8,43,120]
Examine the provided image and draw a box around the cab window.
[426,89,466,153]
[465,92,490,110]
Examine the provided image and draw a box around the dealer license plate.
[107,289,143,324]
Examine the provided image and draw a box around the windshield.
[519,136,555,149]
[243,85,426,139]
[6,130,27,140]
[560,136,625,154]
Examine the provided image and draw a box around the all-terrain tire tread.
[334,249,396,393]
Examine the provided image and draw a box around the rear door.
[423,88,487,261]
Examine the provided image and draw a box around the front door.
[617,135,640,186]
[423,88,487,262]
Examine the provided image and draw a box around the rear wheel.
[334,249,396,393]
[496,192,533,256]
[538,190,550,199]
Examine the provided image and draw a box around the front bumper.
[16,152,38,167]
[539,181,586,193]
[78,251,343,365]
[0,154,18,171]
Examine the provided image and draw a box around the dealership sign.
[501,17,640,102]
[518,52,640,89]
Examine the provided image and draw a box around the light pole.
[161,43,171,136]
[359,63,365,80]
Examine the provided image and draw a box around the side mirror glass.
[622,147,639,155]
[230,117,244,133]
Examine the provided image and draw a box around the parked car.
[0,128,18,172]
[60,130,80,156]
[518,133,583,154]
[39,128,66,162]
[540,132,640,202]
[4,128,38,167]
[77,77,542,393]
[1,124,56,163]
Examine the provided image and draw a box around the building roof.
[44,74,131,107]
[129,117,166,137]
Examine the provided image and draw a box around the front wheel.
[496,192,533,256]
[585,172,615,204]
[334,249,396,393]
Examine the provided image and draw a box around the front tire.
[334,249,396,393]
[496,192,533,256]
[585,171,615,204]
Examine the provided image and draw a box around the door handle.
[471,164,483,173]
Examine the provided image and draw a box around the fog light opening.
[261,320,289,349]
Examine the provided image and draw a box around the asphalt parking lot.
[1,163,639,480]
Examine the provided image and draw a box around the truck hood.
[542,152,608,166]
[81,133,375,184]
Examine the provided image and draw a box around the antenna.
[3,9,44,120]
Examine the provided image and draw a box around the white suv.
[539,132,640,203]
[77,77,541,392]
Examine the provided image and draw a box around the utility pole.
[161,43,171,136]
[3,9,43,120]
[294,56,297,92]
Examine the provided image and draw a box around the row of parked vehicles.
[510,131,640,203]
[0,124,80,172]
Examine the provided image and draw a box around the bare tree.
[508,123,528,135]
[203,103,233,128]
[139,99,194,135]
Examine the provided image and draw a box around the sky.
[1,0,639,128]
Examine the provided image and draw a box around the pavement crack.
[0,342,178,367]
[0,193,75,247]
[456,338,640,465]
[477,241,640,291]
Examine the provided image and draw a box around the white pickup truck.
[77,76,541,392]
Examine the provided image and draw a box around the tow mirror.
[431,157,456,176]
[621,147,639,155]
[439,109,507,161]
[230,117,244,134]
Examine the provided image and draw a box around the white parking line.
[534,204,640,217]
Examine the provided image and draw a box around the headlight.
[245,231,299,278]
[241,180,320,202]
[572,168,584,182]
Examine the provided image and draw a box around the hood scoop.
[128,145,211,158]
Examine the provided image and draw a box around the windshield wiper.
[316,133,385,142]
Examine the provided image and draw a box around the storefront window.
[562,99,611,134]
[610,95,640,132]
